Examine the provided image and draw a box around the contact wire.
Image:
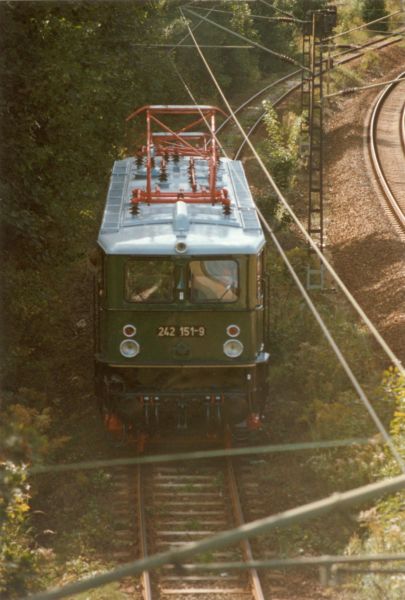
[180,15,405,473]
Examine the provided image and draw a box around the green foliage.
[259,101,301,189]
[0,2,178,259]
[281,0,329,20]
[344,370,405,599]
[358,50,381,76]
[0,398,68,598]
[175,1,262,96]
[266,247,389,447]
[331,64,365,91]
[362,0,389,30]
[333,1,363,35]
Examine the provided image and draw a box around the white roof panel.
[98,156,264,256]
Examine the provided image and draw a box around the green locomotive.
[93,105,269,436]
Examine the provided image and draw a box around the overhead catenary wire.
[216,68,300,135]
[170,2,215,52]
[127,51,405,468]
[233,33,405,159]
[219,27,405,142]
[258,0,306,22]
[363,29,405,35]
[22,473,405,600]
[326,9,403,41]
[24,13,405,599]
[180,16,405,473]
[190,6,306,24]
[180,552,405,572]
[29,438,372,476]
[129,44,254,48]
[180,11,405,379]
[323,74,405,100]
[261,211,405,472]
[174,18,405,468]
[183,6,311,72]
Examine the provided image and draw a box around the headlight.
[123,324,137,337]
[226,324,240,338]
[120,339,140,358]
[223,339,244,358]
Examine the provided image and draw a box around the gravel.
[324,45,405,364]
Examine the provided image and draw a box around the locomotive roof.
[98,156,265,256]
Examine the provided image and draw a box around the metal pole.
[307,10,325,289]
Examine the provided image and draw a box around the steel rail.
[185,19,405,380]
[232,29,405,159]
[226,456,266,600]
[137,466,153,600]
[330,27,405,62]
[369,71,405,230]
[23,474,405,600]
[234,85,295,159]
[134,450,266,600]
[212,24,405,159]
[216,69,301,136]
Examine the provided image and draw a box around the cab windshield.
[125,258,239,304]
[189,260,238,303]
[126,260,174,303]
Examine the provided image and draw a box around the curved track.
[228,29,405,160]
[369,71,405,231]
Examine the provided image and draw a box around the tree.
[362,0,388,30]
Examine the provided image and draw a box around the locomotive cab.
[94,106,269,435]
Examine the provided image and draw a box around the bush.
[0,397,68,598]
[362,0,389,30]
[344,369,405,599]
[259,102,301,190]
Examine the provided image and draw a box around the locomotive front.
[93,106,269,435]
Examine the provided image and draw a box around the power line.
[216,69,300,135]
[260,211,405,472]
[181,13,404,379]
[22,473,405,600]
[323,74,405,100]
[327,9,403,41]
[133,53,405,471]
[180,16,405,473]
[192,6,305,24]
[163,51,404,473]
[180,552,405,571]
[259,0,305,22]
[30,438,370,475]
[183,6,311,72]
[170,2,215,52]
[130,43,254,48]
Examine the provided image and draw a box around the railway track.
[225,29,405,160]
[133,436,266,600]
[369,71,405,233]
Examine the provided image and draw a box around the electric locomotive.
[93,105,269,436]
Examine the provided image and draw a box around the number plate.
[157,326,206,337]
